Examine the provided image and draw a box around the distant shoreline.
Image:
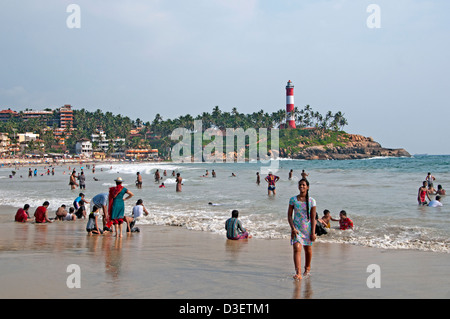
[0,157,166,166]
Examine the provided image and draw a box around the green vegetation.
[279,128,350,156]
[0,105,349,157]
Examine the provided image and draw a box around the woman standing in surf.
[107,177,134,237]
[287,178,317,280]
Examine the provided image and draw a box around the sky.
[1,0,449,155]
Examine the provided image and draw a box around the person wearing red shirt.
[339,210,353,230]
[15,204,32,222]
[34,201,53,223]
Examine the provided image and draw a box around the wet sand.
[0,205,449,300]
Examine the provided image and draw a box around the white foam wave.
[128,209,450,253]
[101,183,131,187]
[98,163,198,176]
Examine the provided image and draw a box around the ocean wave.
[131,212,449,253]
[96,163,185,175]
[318,233,449,253]
[101,183,132,187]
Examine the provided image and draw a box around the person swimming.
[208,202,221,206]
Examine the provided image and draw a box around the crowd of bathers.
[418,172,446,207]
[12,165,411,241]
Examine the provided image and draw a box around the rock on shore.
[280,134,410,160]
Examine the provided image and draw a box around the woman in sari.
[107,177,134,237]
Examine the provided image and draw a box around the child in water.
[86,206,103,235]
[338,210,354,230]
[318,209,339,228]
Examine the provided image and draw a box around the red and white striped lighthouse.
[286,80,296,128]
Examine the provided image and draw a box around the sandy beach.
[0,205,449,300]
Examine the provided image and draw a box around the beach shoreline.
[0,157,161,166]
[1,204,449,299]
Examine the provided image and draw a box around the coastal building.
[91,130,108,151]
[52,127,73,139]
[92,151,107,160]
[2,105,73,129]
[0,109,18,122]
[75,138,93,158]
[17,132,40,143]
[91,129,125,153]
[129,127,143,138]
[125,148,158,160]
[58,105,74,128]
[0,133,11,156]
[22,109,54,122]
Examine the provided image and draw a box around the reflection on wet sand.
[104,236,124,280]
[292,277,313,299]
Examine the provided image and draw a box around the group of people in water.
[417,172,446,207]
[221,168,354,281]
[14,173,151,238]
[13,163,358,281]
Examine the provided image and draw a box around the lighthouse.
[286,80,296,128]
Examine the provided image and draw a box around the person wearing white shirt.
[428,196,443,207]
[125,199,149,233]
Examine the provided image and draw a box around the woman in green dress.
[108,177,134,237]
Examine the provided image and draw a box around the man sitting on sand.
[225,210,251,240]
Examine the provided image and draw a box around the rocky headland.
[279,133,410,160]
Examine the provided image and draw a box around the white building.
[0,133,10,155]
[91,130,125,153]
[75,139,93,158]
[17,132,39,143]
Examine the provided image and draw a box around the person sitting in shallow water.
[34,201,53,223]
[86,206,103,235]
[55,204,76,221]
[437,185,446,196]
[338,210,353,230]
[15,204,32,222]
[318,209,339,229]
[225,210,252,240]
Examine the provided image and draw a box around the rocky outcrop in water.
[280,134,410,160]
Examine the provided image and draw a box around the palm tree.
[338,114,348,131]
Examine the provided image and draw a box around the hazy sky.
[1,0,449,155]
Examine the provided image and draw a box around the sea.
[1,155,449,253]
